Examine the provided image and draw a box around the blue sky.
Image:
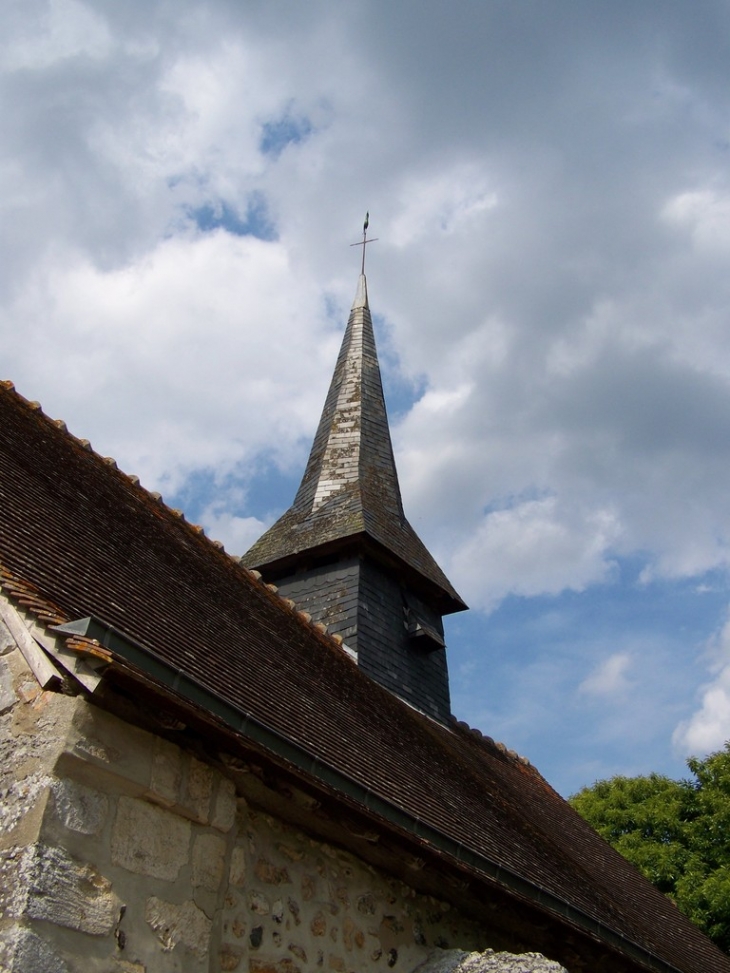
[3,0,730,796]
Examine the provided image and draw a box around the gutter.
[55,614,683,973]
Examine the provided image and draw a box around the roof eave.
[52,611,687,973]
[243,530,467,615]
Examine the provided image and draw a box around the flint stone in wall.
[229,844,247,886]
[145,895,212,959]
[112,795,191,880]
[52,777,109,835]
[249,890,271,914]
[219,943,245,970]
[414,950,568,973]
[13,843,121,935]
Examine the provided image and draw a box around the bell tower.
[242,225,466,721]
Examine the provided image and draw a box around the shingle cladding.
[357,558,451,720]
[242,275,465,614]
[276,558,451,721]
[243,273,460,720]
[1,381,729,973]
[275,559,360,647]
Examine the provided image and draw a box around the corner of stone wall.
[0,647,495,973]
[1,635,553,973]
[1,640,90,971]
[1,644,240,973]
[0,644,81,850]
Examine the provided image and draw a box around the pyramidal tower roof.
[243,272,466,614]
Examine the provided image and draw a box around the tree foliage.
[570,744,730,954]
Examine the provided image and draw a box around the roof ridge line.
[450,718,545,778]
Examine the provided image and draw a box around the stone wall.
[221,804,486,973]
[0,637,490,973]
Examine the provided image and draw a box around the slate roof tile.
[1,379,728,973]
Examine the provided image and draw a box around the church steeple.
[243,255,466,721]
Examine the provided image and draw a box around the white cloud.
[663,189,730,254]
[0,230,333,492]
[4,0,730,790]
[674,675,730,756]
[674,613,730,756]
[4,1,730,615]
[390,163,498,248]
[579,652,633,697]
[199,503,266,556]
[448,497,621,612]
[1,0,112,71]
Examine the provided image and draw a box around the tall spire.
[243,227,466,720]
[243,272,464,612]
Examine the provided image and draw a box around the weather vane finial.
[350,212,379,275]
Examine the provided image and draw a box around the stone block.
[112,796,191,881]
[145,896,211,959]
[414,951,568,973]
[68,704,152,794]
[181,756,213,823]
[250,959,301,973]
[212,774,237,831]
[0,618,14,654]
[17,843,121,935]
[192,832,226,890]
[0,926,70,973]
[148,736,182,807]
[0,655,16,714]
[52,777,109,835]
[229,844,247,886]
[0,770,54,842]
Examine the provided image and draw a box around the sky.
[3,0,730,797]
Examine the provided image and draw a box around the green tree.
[570,744,730,954]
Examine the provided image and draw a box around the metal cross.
[350,213,379,275]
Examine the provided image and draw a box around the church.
[1,255,727,973]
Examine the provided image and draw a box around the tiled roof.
[1,379,728,973]
[242,276,466,614]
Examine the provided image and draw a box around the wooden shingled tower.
[243,268,467,721]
